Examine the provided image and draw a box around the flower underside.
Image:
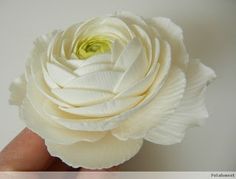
[74,36,112,59]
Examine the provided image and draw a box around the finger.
[48,158,79,171]
[0,128,55,171]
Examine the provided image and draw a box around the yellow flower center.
[74,36,111,59]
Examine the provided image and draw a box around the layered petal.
[51,88,114,106]
[20,98,106,145]
[60,96,143,117]
[41,40,172,132]
[9,12,216,170]
[116,38,161,97]
[46,63,77,87]
[112,65,186,140]
[64,70,123,92]
[114,44,148,92]
[149,17,189,70]
[46,134,143,169]
[145,59,216,145]
[9,74,26,105]
[114,38,142,70]
[111,40,124,63]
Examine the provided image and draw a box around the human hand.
[0,128,117,171]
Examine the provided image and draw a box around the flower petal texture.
[46,134,143,169]
[9,11,215,169]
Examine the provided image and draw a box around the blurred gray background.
[0,0,235,170]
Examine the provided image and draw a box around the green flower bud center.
[74,36,111,59]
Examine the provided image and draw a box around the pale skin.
[0,128,117,171]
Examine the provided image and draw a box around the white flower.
[9,11,216,169]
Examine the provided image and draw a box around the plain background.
[0,0,235,171]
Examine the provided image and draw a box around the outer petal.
[20,98,106,145]
[26,31,58,81]
[24,78,106,144]
[9,74,26,105]
[149,17,189,70]
[145,59,216,145]
[112,65,186,140]
[46,134,143,169]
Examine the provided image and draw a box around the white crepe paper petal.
[60,96,143,117]
[21,98,106,145]
[78,54,112,67]
[149,17,189,70]
[115,11,149,32]
[111,40,124,63]
[145,59,216,145]
[83,22,131,43]
[100,17,134,39]
[42,65,59,89]
[64,70,123,92]
[114,38,142,70]
[51,88,114,106]
[46,63,77,87]
[29,72,72,108]
[116,38,161,97]
[131,24,153,64]
[9,74,26,105]
[114,46,148,92]
[112,65,186,140]
[46,134,143,169]
[74,63,113,76]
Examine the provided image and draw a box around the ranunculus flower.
[9,11,215,169]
